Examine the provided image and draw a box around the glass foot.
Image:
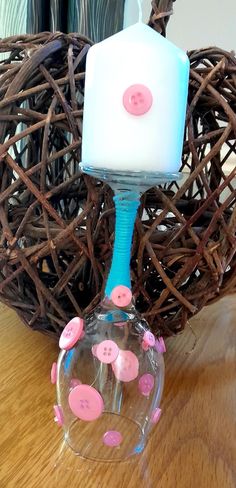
[80,164,183,194]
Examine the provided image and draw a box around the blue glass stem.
[105,191,140,297]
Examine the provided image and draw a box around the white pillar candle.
[81,22,189,174]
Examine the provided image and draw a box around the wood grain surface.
[0,295,235,488]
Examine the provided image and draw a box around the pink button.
[70,378,82,389]
[143,331,155,347]
[92,344,98,357]
[141,340,149,352]
[59,317,84,350]
[123,84,153,116]
[111,285,132,308]
[69,384,104,421]
[53,405,64,427]
[155,337,166,354]
[138,373,155,397]
[103,430,123,447]
[114,322,126,327]
[50,362,57,384]
[96,340,119,364]
[151,407,162,424]
[112,350,139,382]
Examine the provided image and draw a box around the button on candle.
[123,84,153,116]
[81,22,189,173]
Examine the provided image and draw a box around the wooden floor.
[0,295,235,488]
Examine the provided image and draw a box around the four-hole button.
[59,317,84,350]
[123,84,153,116]
[69,384,104,421]
[96,340,119,364]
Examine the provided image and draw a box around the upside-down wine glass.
[51,18,189,462]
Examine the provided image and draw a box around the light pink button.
[70,378,82,389]
[123,84,153,116]
[143,331,155,347]
[111,285,132,308]
[50,362,57,384]
[151,407,162,424]
[155,337,166,354]
[112,350,139,382]
[92,344,98,357]
[103,430,123,447]
[138,374,155,397]
[59,317,84,350]
[53,405,64,427]
[114,322,126,327]
[96,340,119,364]
[69,384,104,421]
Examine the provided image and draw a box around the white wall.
[124,0,236,51]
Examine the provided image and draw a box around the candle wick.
[137,0,143,23]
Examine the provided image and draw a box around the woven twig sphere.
[0,33,235,337]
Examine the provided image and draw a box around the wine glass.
[52,167,181,462]
[51,18,189,462]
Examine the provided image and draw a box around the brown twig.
[0,30,235,337]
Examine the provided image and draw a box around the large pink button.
[143,331,155,347]
[155,337,166,354]
[103,430,123,447]
[151,407,162,424]
[123,84,153,116]
[53,405,64,427]
[59,317,84,350]
[111,285,132,308]
[50,362,57,384]
[138,373,155,397]
[112,350,139,382]
[69,385,104,421]
[96,340,119,364]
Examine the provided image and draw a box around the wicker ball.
[0,33,235,337]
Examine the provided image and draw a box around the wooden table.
[0,296,235,488]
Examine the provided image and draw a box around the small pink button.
[103,430,123,447]
[92,344,98,357]
[123,84,153,116]
[69,384,104,421]
[70,378,82,389]
[155,337,166,354]
[112,350,139,382]
[96,340,119,364]
[138,373,155,397]
[114,322,126,327]
[111,285,132,308]
[143,331,155,347]
[59,317,84,350]
[151,407,162,424]
[53,405,64,427]
[50,362,57,384]
[141,340,149,352]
